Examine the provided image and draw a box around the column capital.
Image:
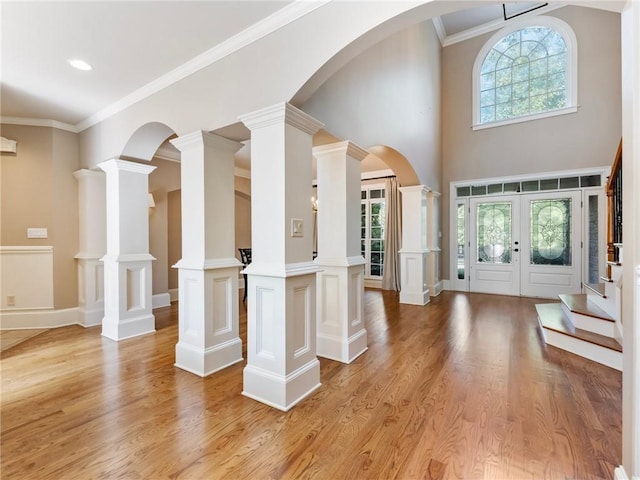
[312,140,368,162]
[239,102,324,135]
[170,130,242,154]
[399,184,430,194]
[97,158,156,176]
[73,168,104,180]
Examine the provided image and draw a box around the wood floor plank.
[0,291,622,479]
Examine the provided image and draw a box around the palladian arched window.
[472,16,578,129]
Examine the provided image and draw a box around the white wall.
[302,20,442,192]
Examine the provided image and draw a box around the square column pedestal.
[242,268,321,411]
[174,262,242,376]
[399,185,430,306]
[240,102,324,411]
[101,254,155,340]
[315,260,366,362]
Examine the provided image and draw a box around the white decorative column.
[73,169,106,327]
[426,191,443,297]
[170,131,243,377]
[98,159,156,341]
[618,3,640,479]
[239,102,323,411]
[313,141,367,363]
[399,185,430,305]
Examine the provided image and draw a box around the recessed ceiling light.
[69,59,92,71]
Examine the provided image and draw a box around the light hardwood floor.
[1,291,622,479]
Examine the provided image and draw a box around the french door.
[469,191,582,298]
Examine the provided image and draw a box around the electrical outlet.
[6,295,16,306]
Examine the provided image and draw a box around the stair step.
[607,261,622,266]
[558,293,615,322]
[536,303,622,353]
[584,282,607,298]
[599,276,614,283]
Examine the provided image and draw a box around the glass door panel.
[520,191,582,298]
[529,198,572,266]
[477,201,513,264]
[469,196,520,296]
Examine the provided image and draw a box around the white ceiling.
[1,1,290,126]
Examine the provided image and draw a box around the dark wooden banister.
[605,138,623,278]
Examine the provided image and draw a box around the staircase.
[536,140,624,371]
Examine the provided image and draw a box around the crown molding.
[75,0,331,133]
[431,16,446,45]
[441,3,566,47]
[0,116,79,133]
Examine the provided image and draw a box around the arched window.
[472,16,578,129]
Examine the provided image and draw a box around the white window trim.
[471,15,578,131]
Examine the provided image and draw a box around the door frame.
[449,166,609,296]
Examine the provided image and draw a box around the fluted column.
[98,159,156,340]
[313,141,367,363]
[239,102,323,411]
[73,169,106,327]
[170,131,243,377]
[399,185,430,305]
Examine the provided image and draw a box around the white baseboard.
[152,293,171,309]
[364,278,382,289]
[0,307,79,330]
[614,466,629,480]
[429,281,444,296]
[168,288,179,302]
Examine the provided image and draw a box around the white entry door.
[469,196,521,296]
[520,191,582,298]
[468,192,582,298]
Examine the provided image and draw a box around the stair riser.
[560,303,616,337]
[585,293,618,321]
[542,328,622,371]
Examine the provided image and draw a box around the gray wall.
[302,19,442,192]
[441,6,621,280]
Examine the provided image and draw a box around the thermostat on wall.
[27,228,48,239]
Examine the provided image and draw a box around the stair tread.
[536,303,622,352]
[558,293,615,322]
[599,276,614,283]
[584,282,607,298]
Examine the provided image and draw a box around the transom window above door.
[472,16,578,130]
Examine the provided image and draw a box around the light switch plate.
[291,218,303,237]
[27,227,48,238]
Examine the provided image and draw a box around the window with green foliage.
[473,17,577,129]
[361,187,385,278]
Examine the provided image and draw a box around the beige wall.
[441,6,621,280]
[149,157,181,296]
[167,189,181,291]
[0,124,79,309]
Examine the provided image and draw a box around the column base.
[78,307,103,327]
[400,290,431,305]
[399,250,430,306]
[102,312,155,341]
[175,338,243,377]
[428,281,444,297]
[242,358,321,412]
[317,329,367,363]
